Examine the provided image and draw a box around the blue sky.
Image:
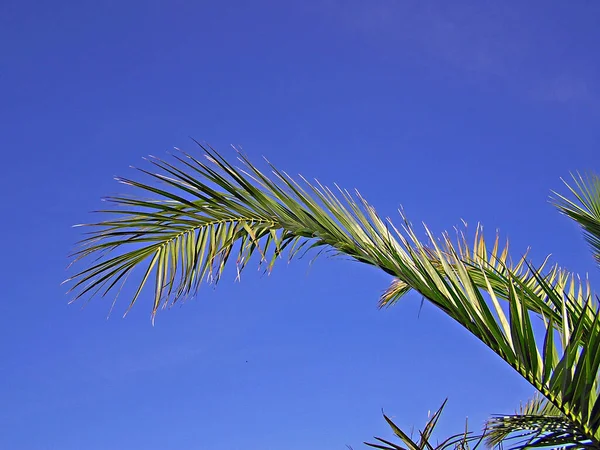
[1,1,599,448]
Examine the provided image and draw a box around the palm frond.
[553,173,600,268]
[66,144,404,319]
[485,395,599,450]
[67,144,600,446]
[365,400,487,450]
[379,221,592,323]
[384,219,600,446]
[484,395,577,448]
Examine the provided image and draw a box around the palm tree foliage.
[67,143,600,448]
[363,400,487,450]
[553,174,600,269]
[485,395,587,449]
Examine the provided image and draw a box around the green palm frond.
[484,395,592,449]
[365,400,487,450]
[384,220,600,446]
[66,144,407,319]
[553,173,600,268]
[67,144,600,447]
[379,221,593,322]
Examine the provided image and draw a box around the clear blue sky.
[1,1,599,449]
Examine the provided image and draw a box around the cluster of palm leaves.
[67,142,600,449]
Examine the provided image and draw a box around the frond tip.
[65,143,404,319]
[365,400,487,450]
[553,172,600,268]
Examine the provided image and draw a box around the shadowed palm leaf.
[484,395,589,449]
[67,143,600,448]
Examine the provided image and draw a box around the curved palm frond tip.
[553,173,600,268]
[66,144,408,318]
[67,143,600,448]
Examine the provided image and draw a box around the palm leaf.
[484,395,594,449]
[365,400,487,450]
[67,143,600,447]
[553,173,600,268]
[66,145,406,320]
